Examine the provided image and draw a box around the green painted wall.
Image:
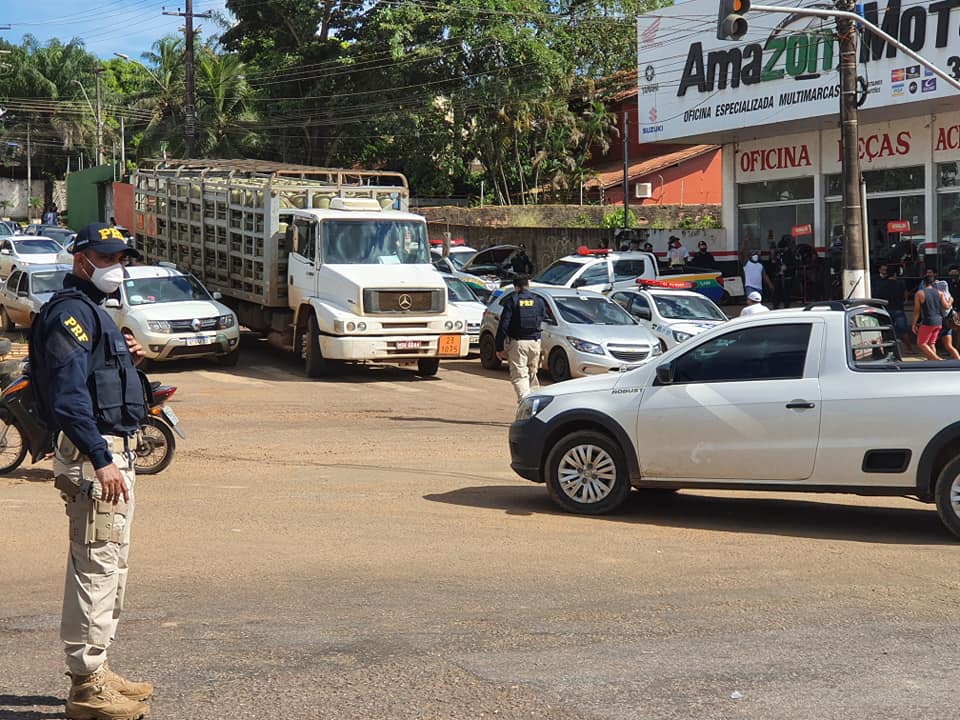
[66,164,117,228]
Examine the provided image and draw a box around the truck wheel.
[416,358,440,376]
[303,314,330,378]
[545,430,631,515]
[479,333,501,369]
[548,348,571,381]
[934,456,960,539]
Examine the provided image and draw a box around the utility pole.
[622,110,630,231]
[835,0,866,298]
[94,65,104,165]
[26,122,31,217]
[164,1,212,158]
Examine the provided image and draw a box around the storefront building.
[636,0,960,279]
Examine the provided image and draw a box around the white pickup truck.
[531,248,729,304]
[508,299,960,539]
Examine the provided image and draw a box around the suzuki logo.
[191,318,201,331]
[398,294,413,310]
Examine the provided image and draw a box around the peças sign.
[637,0,960,142]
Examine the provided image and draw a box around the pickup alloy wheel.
[545,430,631,515]
[934,456,960,539]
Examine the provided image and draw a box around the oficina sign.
[636,0,960,142]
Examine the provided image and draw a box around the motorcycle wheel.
[134,416,176,475]
[0,419,27,474]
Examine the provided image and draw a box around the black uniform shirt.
[495,289,547,351]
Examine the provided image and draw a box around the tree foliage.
[0,1,660,202]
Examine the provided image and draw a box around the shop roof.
[584,145,719,190]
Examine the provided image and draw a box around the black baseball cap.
[72,223,141,258]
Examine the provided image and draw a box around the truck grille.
[467,321,481,334]
[607,344,650,363]
[168,317,219,333]
[363,289,443,314]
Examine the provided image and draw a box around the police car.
[105,264,241,366]
[441,273,485,351]
[610,282,728,350]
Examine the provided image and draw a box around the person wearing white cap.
[739,290,770,316]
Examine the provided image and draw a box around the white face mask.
[83,255,124,294]
[751,254,759,262]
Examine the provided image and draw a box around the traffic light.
[716,0,751,41]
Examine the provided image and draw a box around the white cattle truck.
[132,162,469,377]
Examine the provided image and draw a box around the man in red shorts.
[913,274,948,360]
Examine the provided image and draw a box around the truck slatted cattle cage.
[133,160,410,307]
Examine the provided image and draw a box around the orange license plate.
[438,334,462,356]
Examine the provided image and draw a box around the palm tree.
[195,49,260,157]
[135,36,187,158]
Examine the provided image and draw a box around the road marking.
[437,380,482,393]
[382,383,421,394]
[191,371,268,387]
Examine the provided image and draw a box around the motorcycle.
[0,372,185,475]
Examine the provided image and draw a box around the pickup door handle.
[785,400,816,409]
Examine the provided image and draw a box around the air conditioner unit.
[634,182,653,199]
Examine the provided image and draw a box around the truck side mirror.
[655,363,674,385]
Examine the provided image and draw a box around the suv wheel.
[479,333,501,369]
[548,348,571,381]
[934,456,960,539]
[545,430,631,515]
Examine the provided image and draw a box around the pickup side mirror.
[634,307,652,321]
[0,249,9,255]
[17,290,27,298]
[104,298,121,309]
[571,277,587,288]
[655,363,674,385]
[212,291,223,300]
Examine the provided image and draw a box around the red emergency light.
[429,238,466,246]
[576,245,610,256]
[638,278,694,290]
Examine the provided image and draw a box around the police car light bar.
[576,245,610,256]
[429,238,465,246]
[638,278,694,290]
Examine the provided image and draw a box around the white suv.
[508,300,960,539]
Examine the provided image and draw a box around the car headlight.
[566,336,605,355]
[651,343,663,356]
[672,330,692,343]
[516,395,553,421]
[147,320,172,333]
[217,314,235,329]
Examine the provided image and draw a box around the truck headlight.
[516,395,553,421]
[218,314,235,329]
[566,337,604,355]
[672,330,692,343]
[147,320,172,333]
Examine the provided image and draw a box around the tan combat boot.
[103,661,154,701]
[66,666,150,720]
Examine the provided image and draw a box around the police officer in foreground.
[30,223,152,720]
[495,275,547,402]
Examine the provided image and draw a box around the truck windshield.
[322,220,429,265]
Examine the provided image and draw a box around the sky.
[1,0,230,60]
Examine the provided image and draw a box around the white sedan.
[0,236,64,277]
[105,264,240,366]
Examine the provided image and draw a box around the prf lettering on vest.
[63,316,89,343]
[519,299,535,307]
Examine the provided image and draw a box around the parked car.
[532,247,728,303]
[0,220,20,237]
[507,299,960,539]
[429,240,478,271]
[610,285,728,350]
[460,245,524,292]
[105,264,241,366]
[441,273,485,351]
[478,286,662,380]
[0,236,65,277]
[23,224,76,248]
[0,263,70,330]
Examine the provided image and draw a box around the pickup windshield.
[534,261,582,285]
[652,294,726,322]
[322,220,428,265]
[555,296,636,325]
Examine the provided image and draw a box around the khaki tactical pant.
[54,435,136,676]
[505,337,541,402]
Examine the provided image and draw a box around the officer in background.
[495,275,547,402]
[30,223,152,720]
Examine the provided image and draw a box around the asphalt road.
[1,335,958,720]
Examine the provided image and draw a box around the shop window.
[739,204,814,250]
[825,166,924,196]
[738,178,814,204]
